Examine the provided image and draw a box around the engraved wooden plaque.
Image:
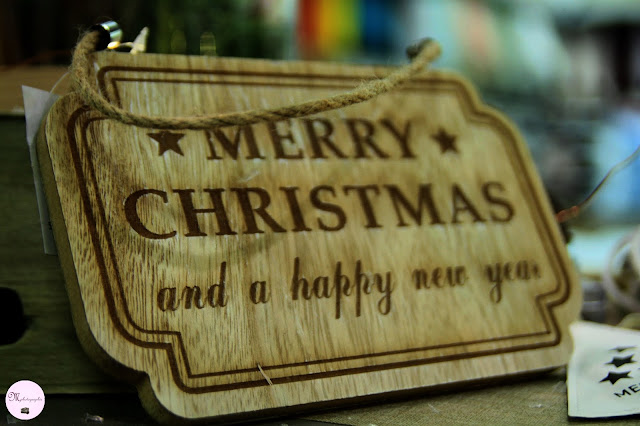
[38,52,581,423]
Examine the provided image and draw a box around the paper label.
[22,86,59,255]
[568,321,640,418]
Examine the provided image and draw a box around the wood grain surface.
[37,51,581,423]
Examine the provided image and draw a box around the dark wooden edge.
[138,366,565,425]
[36,95,146,390]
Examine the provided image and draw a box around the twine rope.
[556,143,640,223]
[602,226,640,313]
[71,30,441,130]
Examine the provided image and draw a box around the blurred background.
[2,0,640,321]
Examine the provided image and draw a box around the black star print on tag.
[600,371,632,385]
[431,128,458,154]
[611,346,637,353]
[606,355,636,368]
[148,131,185,156]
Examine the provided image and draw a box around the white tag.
[22,86,60,255]
[568,321,640,418]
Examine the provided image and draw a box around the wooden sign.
[38,51,580,423]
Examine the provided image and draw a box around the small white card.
[568,321,640,418]
[22,85,60,255]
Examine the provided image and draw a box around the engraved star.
[431,127,458,154]
[600,371,632,385]
[606,355,636,368]
[147,131,185,156]
[611,346,636,353]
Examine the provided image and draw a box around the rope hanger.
[71,22,442,131]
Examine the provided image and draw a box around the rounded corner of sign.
[137,377,190,424]
[425,70,530,150]
[136,370,229,424]
[429,70,484,105]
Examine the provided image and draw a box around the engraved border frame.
[57,65,571,393]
